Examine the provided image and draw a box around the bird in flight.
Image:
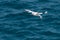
[25,9,47,19]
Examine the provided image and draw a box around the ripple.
[0,0,60,40]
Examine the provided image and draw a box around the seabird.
[25,9,47,19]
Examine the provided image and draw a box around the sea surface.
[0,0,60,40]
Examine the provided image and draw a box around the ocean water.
[0,0,60,40]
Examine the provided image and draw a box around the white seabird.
[25,9,47,19]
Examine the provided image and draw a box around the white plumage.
[25,9,47,19]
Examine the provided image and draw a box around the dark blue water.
[0,0,60,40]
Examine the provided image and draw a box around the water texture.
[0,0,60,40]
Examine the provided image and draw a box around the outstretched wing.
[39,15,42,19]
[44,11,47,14]
[39,12,43,15]
[25,9,33,13]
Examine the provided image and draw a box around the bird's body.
[25,9,47,19]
